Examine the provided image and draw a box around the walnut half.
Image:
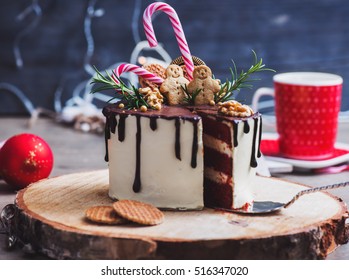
[139,87,164,110]
[218,100,254,117]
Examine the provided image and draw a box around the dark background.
[1,0,349,115]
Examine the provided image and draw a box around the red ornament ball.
[0,133,54,189]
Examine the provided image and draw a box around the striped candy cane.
[143,2,194,80]
[112,63,164,86]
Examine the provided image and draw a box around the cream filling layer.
[203,134,232,157]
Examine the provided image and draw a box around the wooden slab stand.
[13,170,349,259]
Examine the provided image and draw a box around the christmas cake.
[93,2,272,211]
[101,88,263,210]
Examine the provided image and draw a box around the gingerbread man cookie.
[160,65,189,105]
[187,65,220,106]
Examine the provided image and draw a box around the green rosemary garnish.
[182,84,202,105]
[215,50,275,103]
[90,66,149,110]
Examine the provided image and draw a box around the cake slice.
[197,108,262,210]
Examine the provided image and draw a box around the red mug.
[253,72,343,160]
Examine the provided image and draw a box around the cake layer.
[204,146,232,176]
[204,177,232,209]
[200,113,233,145]
[203,134,232,157]
[103,105,204,210]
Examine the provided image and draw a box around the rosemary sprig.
[182,84,202,105]
[91,66,132,94]
[215,50,275,103]
[90,66,149,110]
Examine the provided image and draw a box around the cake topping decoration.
[143,2,195,80]
[171,55,206,67]
[139,63,166,90]
[113,63,164,86]
[187,65,220,106]
[160,65,189,105]
[140,105,148,112]
[218,100,254,117]
[91,66,161,111]
[171,56,206,81]
[139,87,164,110]
[214,51,275,104]
[92,6,274,111]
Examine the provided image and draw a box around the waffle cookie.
[112,200,164,226]
[85,205,128,225]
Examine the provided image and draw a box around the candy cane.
[112,63,164,85]
[143,2,194,80]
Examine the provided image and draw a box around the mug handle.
[251,87,274,112]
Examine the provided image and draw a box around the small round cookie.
[85,205,128,225]
[139,63,166,89]
[112,200,164,226]
[171,55,206,66]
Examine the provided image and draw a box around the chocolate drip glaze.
[118,115,127,142]
[104,116,118,161]
[103,105,202,194]
[104,117,111,162]
[150,117,158,131]
[175,119,181,161]
[243,120,250,134]
[257,117,262,158]
[110,115,117,134]
[250,118,259,168]
[191,120,199,168]
[232,121,239,147]
[133,115,142,193]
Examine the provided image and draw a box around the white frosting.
[108,114,204,210]
[107,110,260,211]
[231,117,259,208]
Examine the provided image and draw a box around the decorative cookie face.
[193,65,212,80]
[170,55,206,81]
[160,65,189,106]
[166,65,184,78]
[187,65,220,106]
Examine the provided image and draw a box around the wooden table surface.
[0,117,348,260]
